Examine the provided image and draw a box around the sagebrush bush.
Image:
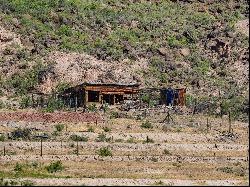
[46,161,64,173]
[141,121,153,129]
[97,147,112,157]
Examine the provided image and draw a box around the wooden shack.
[59,82,140,108]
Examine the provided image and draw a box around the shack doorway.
[88,91,99,102]
[115,95,124,104]
[103,94,114,105]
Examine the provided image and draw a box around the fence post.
[206,117,209,133]
[40,139,43,157]
[228,111,232,133]
[76,140,79,156]
[3,146,5,156]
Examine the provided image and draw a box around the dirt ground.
[0,110,249,186]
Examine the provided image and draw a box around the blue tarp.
[166,88,174,106]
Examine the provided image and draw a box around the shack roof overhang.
[59,82,140,95]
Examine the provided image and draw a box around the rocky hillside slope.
[0,0,249,119]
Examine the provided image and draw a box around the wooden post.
[95,119,98,125]
[113,95,116,105]
[85,90,88,104]
[139,93,142,109]
[76,140,79,156]
[206,117,209,133]
[3,146,5,156]
[228,111,232,133]
[40,139,43,157]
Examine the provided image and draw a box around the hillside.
[0,0,249,120]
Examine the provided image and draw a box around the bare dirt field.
[0,109,249,186]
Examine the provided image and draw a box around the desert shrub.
[20,96,32,108]
[44,97,64,113]
[127,137,136,143]
[0,134,5,141]
[56,82,71,93]
[0,100,4,109]
[87,126,95,132]
[95,133,111,142]
[87,104,97,112]
[21,180,34,186]
[70,135,88,142]
[8,62,46,95]
[10,128,32,140]
[0,178,16,186]
[97,147,112,157]
[141,94,150,104]
[115,139,124,143]
[150,157,158,162]
[163,149,172,156]
[55,124,65,132]
[141,121,153,129]
[217,166,234,174]
[103,127,111,132]
[14,163,23,173]
[46,161,64,173]
[110,111,119,119]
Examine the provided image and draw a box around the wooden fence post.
[206,117,209,133]
[40,139,43,157]
[3,146,5,156]
[76,140,79,156]
[228,111,232,133]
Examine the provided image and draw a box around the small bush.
[127,137,136,143]
[115,139,124,143]
[46,161,64,173]
[20,96,32,108]
[97,147,112,157]
[150,157,158,162]
[103,127,111,132]
[88,104,97,112]
[0,135,5,141]
[11,128,32,140]
[217,166,234,174]
[70,135,88,142]
[141,121,153,129]
[14,163,23,172]
[110,111,119,119]
[95,133,111,142]
[21,180,34,186]
[87,126,95,132]
[0,100,5,109]
[55,124,65,132]
[163,149,172,156]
